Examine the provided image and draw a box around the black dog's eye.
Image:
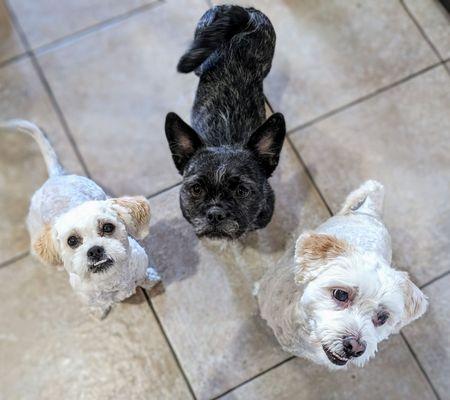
[236,184,250,198]
[332,289,349,302]
[67,235,79,248]
[190,183,203,197]
[373,311,389,327]
[102,223,115,234]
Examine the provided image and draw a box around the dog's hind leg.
[338,180,385,218]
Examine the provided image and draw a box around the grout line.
[212,356,295,399]
[141,289,197,400]
[401,333,441,400]
[287,62,442,136]
[0,251,29,269]
[147,181,181,200]
[265,96,333,216]
[32,1,164,56]
[287,136,333,216]
[399,0,445,62]
[443,61,450,76]
[29,57,92,177]
[0,51,30,70]
[5,0,91,178]
[420,269,450,290]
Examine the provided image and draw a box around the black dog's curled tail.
[177,6,250,73]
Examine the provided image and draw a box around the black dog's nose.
[343,337,366,358]
[87,245,105,261]
[207,207,226,224]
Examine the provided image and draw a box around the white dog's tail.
[338,180,385,218]
[0,119,64,177]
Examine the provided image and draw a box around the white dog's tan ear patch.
[400,273,428,327]
[111,196,151,240]
[294,232,349,284]
[33,224,62,266]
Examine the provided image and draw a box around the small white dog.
[2,120,160,318]
[257,180,427,368]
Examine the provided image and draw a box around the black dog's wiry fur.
[165,5,285,240]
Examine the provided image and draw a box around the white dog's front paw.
[139,266,161,290]
[252,281,260,296]
[146,266,161,282]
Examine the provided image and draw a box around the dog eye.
[190,183,203,197]
[332,289,349,302]
[67,235,80,248]
[236,184,249,198]
[102,223,115,234]
[373,311,389,327]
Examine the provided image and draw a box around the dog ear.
[397,272,428,329]
[246,113,286,177]
[294,232,349,284]
[110,196,151,240]
[165,112,204,174]
[33,224,62,266]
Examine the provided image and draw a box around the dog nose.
[207,207,226,224]
[87,245,104,261]
[343,336,366,358]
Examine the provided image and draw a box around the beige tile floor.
[0,0,448,399]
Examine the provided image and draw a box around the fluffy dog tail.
[338,180,385,218]
[0,119,64,177]
[177,6,250,73]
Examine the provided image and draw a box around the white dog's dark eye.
[67,235,79,248]
[102,223,115,234]
[373,311,389,327]
[236,184,250,198]
[190,183,203,197]
[332,289,349,302]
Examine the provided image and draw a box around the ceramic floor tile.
[142,141,330,399]
[8,0,158,49]
[38,0,208,197]
[402,274,450,399]
[221,335,435,400]
[215,0,439,130]
[0,255,192,400]
[290,66,450,286]
[0,1,24,64]
[0,58,83,264]
[404,0,450,59]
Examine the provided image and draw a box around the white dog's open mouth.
[89,258,114,273]
[322,345,348,366]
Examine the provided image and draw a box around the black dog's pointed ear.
[165,112,204,174]
[246,113,286,177]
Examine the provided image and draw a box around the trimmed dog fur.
[257,181,428,368]
[2,120,160,318]
[165,5,286,239]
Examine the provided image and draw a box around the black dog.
[165,5,285,240]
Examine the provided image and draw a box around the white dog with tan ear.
[2,120,160,318]
[257,180,427,368]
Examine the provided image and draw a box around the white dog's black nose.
[87,245,105,262]
[343,337,366,358]
[207,207,226,224]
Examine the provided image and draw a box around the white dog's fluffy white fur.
[2,120,160,317]
[257,180,427,369]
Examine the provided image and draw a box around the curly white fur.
[257,180,428,369]
[2,120,160,318]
